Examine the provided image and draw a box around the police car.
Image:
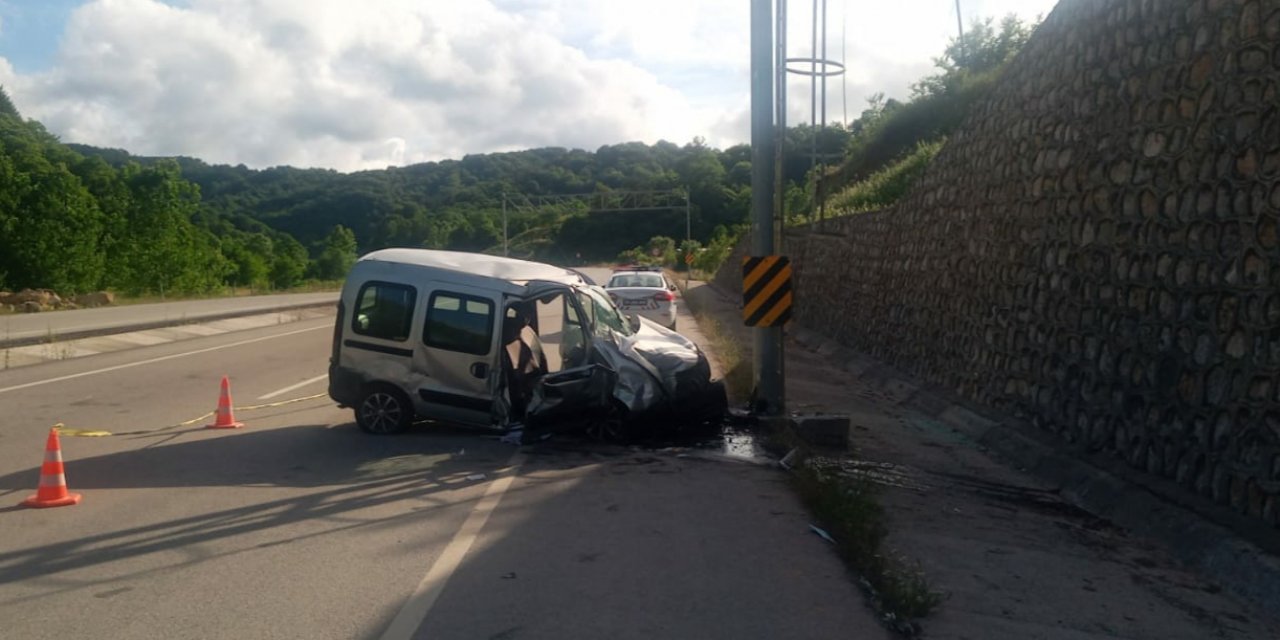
[603,265,678,330]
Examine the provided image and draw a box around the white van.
[328,249,725,438]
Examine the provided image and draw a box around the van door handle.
[470,363,489,379]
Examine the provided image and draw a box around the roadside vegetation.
[826,141,944,215]
[689,310,752,404]
[614,228,745,277]
[0,13,1038,298]
[685,287,943,629]
[812,14,1040,221]
[792,461,943,628]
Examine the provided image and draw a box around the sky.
[0,0,1058,172]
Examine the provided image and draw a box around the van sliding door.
[414,285,501,426]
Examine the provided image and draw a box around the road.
[0,268,885,639]
[0,292,337,346]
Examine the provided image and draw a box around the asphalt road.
[0,270,885,639]
[0,292,337,345]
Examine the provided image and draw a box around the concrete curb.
[788,326,1280,612]
[0,300,336,349]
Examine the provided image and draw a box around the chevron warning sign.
[742,255,793,327]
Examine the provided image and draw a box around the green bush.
[828,140,943,215]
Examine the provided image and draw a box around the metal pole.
[685,191,691,243]
[818,0,828,224]
[501,193,508,257]
[776,0,788,248]
[751,0,783,415]
[810,0,817,170]
[685,190,692,287]
[820,0,827,129]
[841,2,847,126]
[954,0,964,67]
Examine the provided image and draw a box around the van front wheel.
[356,386,414,434]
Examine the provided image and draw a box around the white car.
[604,268,678,330]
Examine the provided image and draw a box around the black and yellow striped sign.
[742,255,793,327]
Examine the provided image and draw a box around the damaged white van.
[328,249,726,439]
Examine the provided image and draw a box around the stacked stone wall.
[724,0,1280,528]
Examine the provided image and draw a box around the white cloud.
[0,0,1058,171]
[1,0,711,170]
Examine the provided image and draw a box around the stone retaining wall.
[722,0,1280,529]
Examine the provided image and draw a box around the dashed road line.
[257,374,327,400]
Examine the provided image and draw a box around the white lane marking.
[0,325,328,396]
[257,374,327,400]
[379,451,527,640]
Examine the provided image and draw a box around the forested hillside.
[68,126,849,268]
[0,13,1032,296]
[2,88,846,296]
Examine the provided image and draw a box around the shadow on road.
[0,423,554,599]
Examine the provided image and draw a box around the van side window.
[425,292,494,356]
[353,282,417,341]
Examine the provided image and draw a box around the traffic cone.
[22,428,82,508]
[206,375,245,429]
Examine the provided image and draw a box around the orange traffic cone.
[206,375,245,429]
[22,428,82,508]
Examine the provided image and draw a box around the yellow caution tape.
[52,423,112,437]
[53,392,329,437]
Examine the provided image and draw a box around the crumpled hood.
[626,317,701,372]
[594,317,707,413]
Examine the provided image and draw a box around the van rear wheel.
[356,386,414,434]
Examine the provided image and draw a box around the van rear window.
[353,282,417,342]
[425,292,494,356]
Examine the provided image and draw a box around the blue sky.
[0,0,87,72]
[0,0,1057,171]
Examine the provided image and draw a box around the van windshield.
[582,287,632,337]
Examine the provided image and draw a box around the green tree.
[313,225,358,280]
[269,234,309,289]
[0,85,20,120]
[109,160,227,295]
[0,118,106,292]
[911,14,1038,98]
[221,236,270,288]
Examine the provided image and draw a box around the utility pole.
[685,190,691,243]
[775,0,787,243]
[809,0,817,198]
[751,0,783,415]
[954,0,964,67]
[501,193,508,257]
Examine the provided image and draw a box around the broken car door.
[517,284,616,432]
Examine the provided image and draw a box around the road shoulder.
[681,277,1279,639]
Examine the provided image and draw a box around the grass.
[664,268,753,404]
[825,140,944,218]
[674,271,942,626]
[791,461,944,627]
[752,402,944,629]
[689,309,752,404]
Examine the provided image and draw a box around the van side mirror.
[627,314,641,333]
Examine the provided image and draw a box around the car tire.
[585,402,631,443]
[355,385,414,434]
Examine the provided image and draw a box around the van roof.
[356,249,585,289]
